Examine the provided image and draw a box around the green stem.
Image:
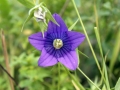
[58,63,60,90]
[94,0,110,88]
[77,68,101,90]
[110,30,120,71]
[94,27,110,89]
[71,0,103,79]
[63,65,85,90]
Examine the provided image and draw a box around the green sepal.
[41,5,59,26]
[39,22,47,37]
[69,19,79,31]
[28,2,43,15]
[21,10,34,32]
[21,3,43,32]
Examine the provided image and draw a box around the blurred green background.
[0,0,120,90]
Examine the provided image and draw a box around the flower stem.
[71,0,103,79]
[58,63,60,90]
[77,68,101,90]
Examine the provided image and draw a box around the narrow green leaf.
[71,80,80,90]
[94,27,103,58]
[70,74,85,90]
[94,27,111,90]
[71,0,103,79]
[102,85,107,90]
[69,19,79,31]
[62,65,85,90]
[78,50,89,58]
[28,3,43,15]
[42,5,59,26]
[76,48,80,65]
[17,0,34,8]
[103,61,110,90]
[77,68,101,90]
[115,78,120,90]
[21,11,34,32]
[110,30,120,71]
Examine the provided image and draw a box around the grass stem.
[71,0,103,81]
[1,30,14,90]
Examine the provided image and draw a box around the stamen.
[53,39,63,49]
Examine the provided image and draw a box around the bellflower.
[29,14,85,70]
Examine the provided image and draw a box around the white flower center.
[53,39,63,49]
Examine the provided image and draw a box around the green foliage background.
[0,0,120,90]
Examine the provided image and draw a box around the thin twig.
[1,30,14,90]
[0,64,16,84]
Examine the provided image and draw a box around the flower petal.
[47,13,68,33]
[67,31,85,50]
[28,32,44,51]
[38,48,58,67]
[58,50,78,70]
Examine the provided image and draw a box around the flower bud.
[34,7,47,22]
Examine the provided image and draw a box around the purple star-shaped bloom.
[29,13,85,70]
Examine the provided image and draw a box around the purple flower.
[29,14,85,70]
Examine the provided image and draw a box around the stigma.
[53,39,63,49]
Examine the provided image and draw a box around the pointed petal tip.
[28,32,44,51]
[81,33,86,38]
[67,62,78,71]
[81,33,86,40]
[68,66,78,71]
[38,48,58,67]
[47,13,68,32]
[52,13,60,17]
[38,58,57,67]
[58,51,78,71]
[67,31,86,50]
